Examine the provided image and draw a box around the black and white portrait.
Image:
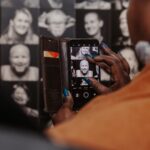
[77,60,93,78]
[39,9,75,38]
[0,44,39,81]
[70,59,99,86]
[0,8,39,45]
[116,9,132,46]
[11,83,39,118]
[76,10,111,44]
[75,0,111,10]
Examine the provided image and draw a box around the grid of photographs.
[0,2,40,121]
[0,0,139,120]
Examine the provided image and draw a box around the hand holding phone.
[85,42,131,94]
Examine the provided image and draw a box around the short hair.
[84,12,102,21]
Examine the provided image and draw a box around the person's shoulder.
[29,66,39,73]
[32,34,39,44]
[25,33,39,45]
[27,34,39,45]
[28,67,39,81]
[1,65,11,72]
[0,34,8,44]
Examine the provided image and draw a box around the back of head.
[128,0,150,44]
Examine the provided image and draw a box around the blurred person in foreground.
[45,0,150,150]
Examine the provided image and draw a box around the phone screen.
[68,39,100,110]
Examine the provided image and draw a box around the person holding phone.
[46,1,150,149]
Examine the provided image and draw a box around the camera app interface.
[70,43,100,109]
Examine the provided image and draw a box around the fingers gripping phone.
[67,39,101,110]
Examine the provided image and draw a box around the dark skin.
[52,44,130,125]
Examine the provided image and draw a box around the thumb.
[63,88,74,109]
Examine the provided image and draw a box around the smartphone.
[68,39,100,110]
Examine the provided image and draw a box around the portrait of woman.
[0,8,39,45]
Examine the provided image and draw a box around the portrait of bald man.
[1,44,39,81]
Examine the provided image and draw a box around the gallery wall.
[0,0,137,125]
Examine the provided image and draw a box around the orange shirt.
[46,65,150,150]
